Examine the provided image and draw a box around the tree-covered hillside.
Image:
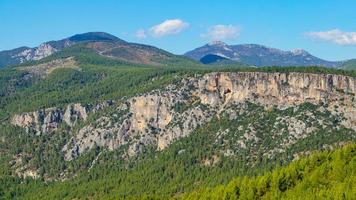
[1,139,354,199]
[340,59,356,71]
[181,143,356,200]
[0,99,355,199]
[0,32,202,68]
[0,50,355,200]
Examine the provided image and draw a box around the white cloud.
[149,19,189,38]
[306,29,356,45]
[135,29,146,39]
[202,25,241,41]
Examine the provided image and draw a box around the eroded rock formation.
[11,103,88,134]
[11,72,356,161]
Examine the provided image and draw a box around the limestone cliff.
[11,103,88,134]
[11,72,356,161]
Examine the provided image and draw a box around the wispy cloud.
[135,29,146,39]
[149,19,189,38]
[306,29,356,45]
[202,25,241,41]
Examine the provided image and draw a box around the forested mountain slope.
[340,59,356,71]
[0,32,199,68]
[0,34,355,199]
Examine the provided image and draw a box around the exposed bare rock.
[11,103,88,134]
[93,100,115,112]
[11,72,356,161]
[63,103,88,127]
[196,72,355,108]
[11,154,39,179]
[201,155,220,167]
[11,113,37,132]
[13,43,58,63]
[41,108,64,133]
[195,72,355,129]
[32,43,58,60]
[129,94,173,133]
[62,116,130,160]
[157,106,213,150]
[18,57,79,76]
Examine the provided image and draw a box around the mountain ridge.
[185,41,342,67]
[0,32,121,67]
[2,32,355,69]
[0,32,199,68]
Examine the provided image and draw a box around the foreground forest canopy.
[1,143,354,199]
[181,144,356,200]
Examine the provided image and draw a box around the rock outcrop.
[14,43,58,63]
[19,57,79,76]
[11,72,356,161]
[196,72,355,106]
[11,103,88,134]
[62,72,356,160]
[195,72,355,129]
[63,103,88,127]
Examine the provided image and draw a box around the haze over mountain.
[339,59,356,70]
[2,32,356,70]
[200,54,229,64]
[185,41,341,67]
[0,32,197,68]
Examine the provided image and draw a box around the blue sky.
[1,0,356,61]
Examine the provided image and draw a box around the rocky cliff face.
[12,43,59,64]
[197,72,355,108]
[11,72,356,161]
[11,103,88,134]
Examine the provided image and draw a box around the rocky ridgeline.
[13,43,58,63]
[11,72,356,161]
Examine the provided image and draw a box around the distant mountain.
[0,32,119,67]
[199,54,229,64]
[339,59,356,70]
[0,32,197,68]
[199,54,247,67]
[185,41,340,67]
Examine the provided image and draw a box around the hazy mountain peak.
[67,32,125,43]
[185,42,339,67]
[291,48,309,56]
[208,40,228,46]
[199,54,229,64]
[240,44,267,48]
